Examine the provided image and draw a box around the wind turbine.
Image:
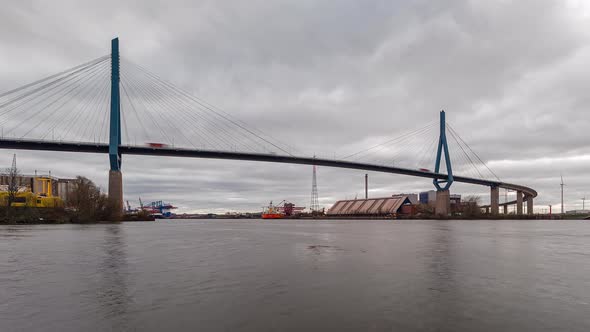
[560,174,565,214]
[582,197,586,211]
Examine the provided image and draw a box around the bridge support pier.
[516,191,523,215]
[108,170,123,219]
[435,190,450,217]
[490,186,499,216]
[526,196,533,215]
[108,37,123,220]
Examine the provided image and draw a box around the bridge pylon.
[108,37,123,218]
[433,110,453,217]
[516,191,523,215]
[490,185,499,215]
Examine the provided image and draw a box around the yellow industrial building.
[0,176,65,208]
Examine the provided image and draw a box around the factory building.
[450,194,462,206]
[0,174,76,204]
[327,195,414,217]
[419,190,437,205]
[399,193,418,204]
[419,190,461,207]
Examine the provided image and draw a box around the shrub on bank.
[67,176,119,223]
[0,207,69,224]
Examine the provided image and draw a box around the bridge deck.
[0,139,537,199]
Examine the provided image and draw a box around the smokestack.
[560,175,565,214]
[365,174,368,199]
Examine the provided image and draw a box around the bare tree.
[462,195,482,218]
[69,176,117,222]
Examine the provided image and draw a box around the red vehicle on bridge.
[146,142,168,148]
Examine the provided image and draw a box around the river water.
[1,219,590,331]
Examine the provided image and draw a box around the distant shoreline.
[2,213,588,225]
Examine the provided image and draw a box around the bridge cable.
[123,60,275,152]
[120,80,150,143]
[69,75,110,141]
[71,71,111,142]
[342,122,435,161]
[0,55,108,101]
[6,60,109,137]
[415,132,438,170]
[121,58,295,156]
[24,63,109,140]
[363,124,437,166]
[121,67,231,150]
[122,68,233,150]
[448,124,501,181]
[0,60,108,134]
[51,61,110,141]
[0,56,109,113]
[385,125,437,164]
[88,78,112,143]
[122,59,294,154]
[61,77,109,142]
[341,121,436,161]
[97,82,113,143]
[40,63,110,140]
[120,70,200,149]
[121,60,270,152]
[119,72,175,145]
[445,130,482,178]
[0,58,109,129]
[14,60,110,138]
[121,65,229,149]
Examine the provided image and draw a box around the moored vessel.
[262,201,284,219]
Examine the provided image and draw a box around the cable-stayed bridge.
[0,38,536,217]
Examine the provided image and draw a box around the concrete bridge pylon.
[526,196,533,215]
[435,189,450,217]
[108,37,123,218]
[516,191,523,215]
[433,111,453,217]
[490,186,499,215]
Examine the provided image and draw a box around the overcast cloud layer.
[1,0,589,213]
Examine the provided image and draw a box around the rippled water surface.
[1,219,590,331]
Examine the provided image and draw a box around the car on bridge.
[146,142,169,148]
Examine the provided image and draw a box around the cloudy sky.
[0,0,589,213]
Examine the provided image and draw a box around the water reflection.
[294,232,342,268]
[428,223,456,288]
[425,222,460,325]
[96,225,131,330]
[0,226,37,238]
[3,220,589,331]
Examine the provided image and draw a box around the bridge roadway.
[0,138,537,201]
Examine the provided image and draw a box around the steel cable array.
[119,58,297,155]
[0,55,300,156]
[0,56,111,142]
[339,119,501,180]
[0,53,501,182]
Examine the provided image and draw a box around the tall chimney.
[365,174,368,199]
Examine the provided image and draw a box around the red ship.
[262,201,283,219]
[261,201,304,219]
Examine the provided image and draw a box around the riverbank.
[2,207,587,224]
[0,207,154,224]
